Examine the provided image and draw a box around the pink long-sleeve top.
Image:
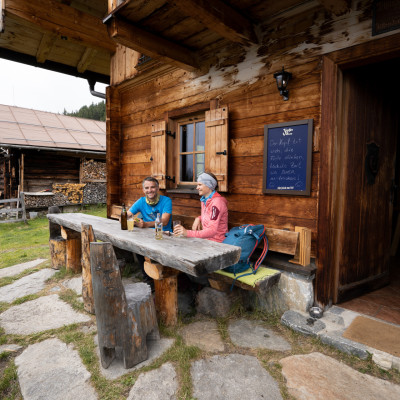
[186,192,228,243]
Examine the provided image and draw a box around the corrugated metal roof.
[0,104,106,152]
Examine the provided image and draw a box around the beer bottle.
[121,203,128,230]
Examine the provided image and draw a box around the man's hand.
[135,218,145,228]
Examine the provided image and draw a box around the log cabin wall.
[23,151,80,192]
[106,0,400,304]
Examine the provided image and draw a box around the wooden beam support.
[36,33,57,63]
[316,0,350,16]
[144,257,179,326]
[106,17,200,71]
[173,0,258,45]
[5,0,116,53]
[77,47,97,73]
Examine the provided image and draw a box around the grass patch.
[0,356,20,400]
[0,204,107,270]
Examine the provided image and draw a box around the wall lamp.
[273,67,292,101]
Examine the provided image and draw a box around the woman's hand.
[192,217,201,231]
[173,224,187,237]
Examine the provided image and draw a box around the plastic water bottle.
[155,213,163,240]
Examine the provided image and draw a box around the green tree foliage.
[63,101,106,121]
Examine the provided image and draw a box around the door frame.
[316,32,400,307]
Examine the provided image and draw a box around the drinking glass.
[127,219,134,231]
[173,220,182,237]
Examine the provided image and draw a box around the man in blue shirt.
[127,176,172,283]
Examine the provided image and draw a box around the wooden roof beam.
[106,17,200,72]
[5,0,116,53]
[77,48,97,73]
[36,33,57,63]
[172,0,258,45]
[316,0,351,16]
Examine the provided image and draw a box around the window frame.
[175,113,206,187]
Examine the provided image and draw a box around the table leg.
[61,226,82,273]
[144,258,179,326]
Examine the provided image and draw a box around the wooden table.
[47,213,241,324]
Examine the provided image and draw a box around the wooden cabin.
[0,0,399,308]
[0,105,106,207]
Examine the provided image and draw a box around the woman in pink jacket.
[173,172,228,242]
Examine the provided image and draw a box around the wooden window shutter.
[205,106,229,192]
[151,121,167,189]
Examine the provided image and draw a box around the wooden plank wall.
[23,152,80,192]
[107,1,382,258]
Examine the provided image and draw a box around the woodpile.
[81,159,106,181]
[53,183,86,204]
[83,182,106,204]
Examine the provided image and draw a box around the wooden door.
[335,60,399,302]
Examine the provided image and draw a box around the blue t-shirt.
[129,195,172,231]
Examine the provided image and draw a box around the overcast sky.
[0,59,108,114]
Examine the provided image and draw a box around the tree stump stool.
[90,242,160,369]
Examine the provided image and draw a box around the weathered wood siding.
[107,0,397,259]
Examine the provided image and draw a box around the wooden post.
[290,227,311,266]
[81,223,96,314]
[145,257,179,326]
[61,226,82,273]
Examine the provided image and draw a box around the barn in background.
[0,104,106,209]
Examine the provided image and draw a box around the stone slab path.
[15,338,97,400]
[0,294,91,334]
[0,259,47,279]
[0,268,56,303]
[281,352,400,400]
[1,258,400,399]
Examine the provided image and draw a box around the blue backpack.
[223,224,268,278]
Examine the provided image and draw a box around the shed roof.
[0,104,106,153]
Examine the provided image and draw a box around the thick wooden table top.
[47,213,241,277]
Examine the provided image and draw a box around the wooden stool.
[90,242,160,369]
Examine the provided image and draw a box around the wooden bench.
[208,226,314,293]
[90,242,159,369]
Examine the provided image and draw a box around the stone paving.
[1,259,400,400]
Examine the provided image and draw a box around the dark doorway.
[335,58,400,316]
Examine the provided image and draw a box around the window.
[177,115,205,185]
[151,105,229,192]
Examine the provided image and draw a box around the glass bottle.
[121,203,128,230]
[155,213,163,240]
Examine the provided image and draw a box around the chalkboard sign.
[263,119,313,195]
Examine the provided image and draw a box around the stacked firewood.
[81,159,106,180]
[53,183,86,204]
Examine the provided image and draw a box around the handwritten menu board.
[263,119,313,195]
